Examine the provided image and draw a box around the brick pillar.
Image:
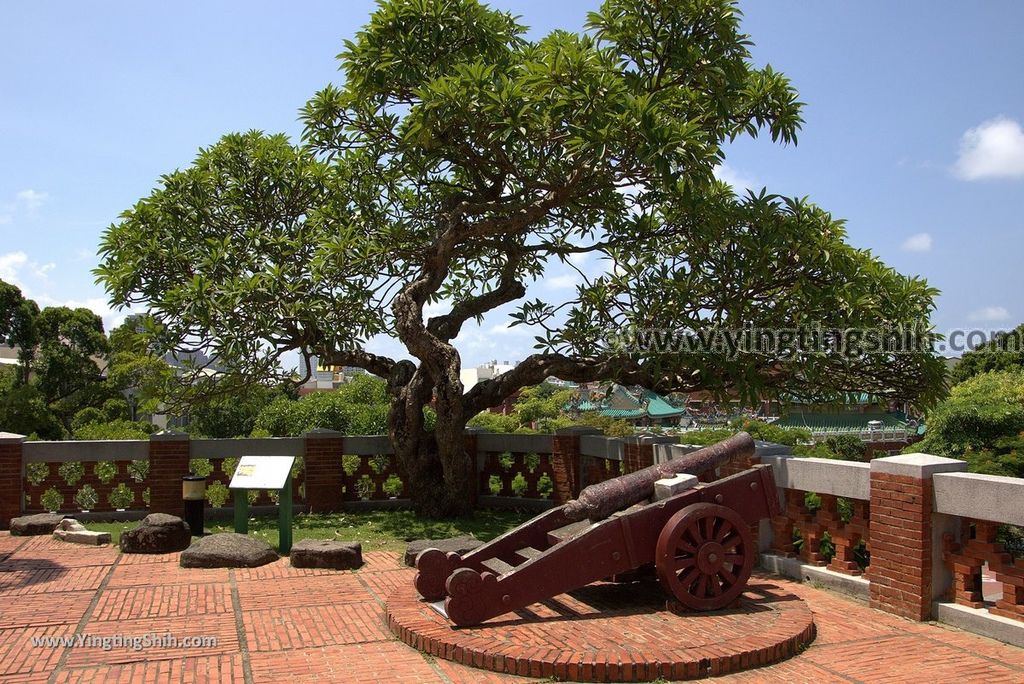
[0,432,25,530]
[148,432,191,517]
[551,427,600,503]
[869,453,967,621]
[623,435,678,473]
[304,429,344,513]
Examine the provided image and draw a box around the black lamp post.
[182,475,207,536]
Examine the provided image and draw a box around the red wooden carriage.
[414,434,779,626]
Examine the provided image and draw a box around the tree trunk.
[387,361,474,518]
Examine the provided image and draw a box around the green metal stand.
[279,473,293,554]
[231,475,293,554]
[234,488,248,534]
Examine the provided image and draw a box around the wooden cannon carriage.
[413,433,779,626]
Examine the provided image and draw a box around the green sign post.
[229,455,295,554]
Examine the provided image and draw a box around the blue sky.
[2,1,1022,368]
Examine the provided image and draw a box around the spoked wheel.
[655,503,754,611]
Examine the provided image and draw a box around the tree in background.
[33,306,111,429]
[97,0,945,515]
[951,323,1024,384]
[914,370,1024,477]
[0,280,39,384]
[253,374,390,437]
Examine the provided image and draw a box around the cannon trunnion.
[414,434,779,626]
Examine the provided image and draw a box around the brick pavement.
[0,532,1022,683]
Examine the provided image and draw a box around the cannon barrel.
[562,432,755,522]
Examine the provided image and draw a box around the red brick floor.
[0,532,1021,683]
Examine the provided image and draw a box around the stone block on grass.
[290,539,363,570]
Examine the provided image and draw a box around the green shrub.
[59,461,84,486]
[26,462,49,486]
[383,474,403,497]
[189,458,214,477]
[511,472,528,497]
[498,451,514,470]
[222,457,239,478]
[537,473,553,499]
[355,475,375,499]
[370,454,389,474]
[41,487,63,512]
[342,454,361,476]
[108,483,135,509]
[74,484,98,511]
[206,481,229,507]
[94,461,117,484]
[142,487,151,506]
[488,475,502,495]
[127,459,149,482]
[73,419,154,440]
[524,452,540,472]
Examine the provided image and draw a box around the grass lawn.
[88,508,534,553]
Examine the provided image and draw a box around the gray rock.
[290,539,362,570]
[10,513,65,536]
[180,533,279,568]
[52,518,111,545]
[120,513,192,554]
[404,535,483,567]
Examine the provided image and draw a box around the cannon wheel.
[655,503,754,611]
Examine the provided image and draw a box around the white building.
[460,359,517,392]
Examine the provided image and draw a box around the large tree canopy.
[96,0,945,516]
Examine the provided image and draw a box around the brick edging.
[384,584,815,681]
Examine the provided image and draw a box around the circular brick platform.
[386,578,815,681]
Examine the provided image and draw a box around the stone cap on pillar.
[0,432,26,444]
[303,428,345,440]
[622,434,678,446]
[870,453,967,478]
[150,431,190,442]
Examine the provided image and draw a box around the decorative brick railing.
[932,470,1024,623]
[757,449,1024,644]
[0,428,653,522]
[761,456,872,577]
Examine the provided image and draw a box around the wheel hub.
[697,541,725,574]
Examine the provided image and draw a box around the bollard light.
[182,475,207,536]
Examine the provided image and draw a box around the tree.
[96,0,944,516]
[951,323,1024,384]
[33,306,110,428]
[0,279,40,384]
[914,370,1024,477]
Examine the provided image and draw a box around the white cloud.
[953,117,1024,180]
[713,163,758,191]
[0,251,29,286]
[567,252,589,267]
[15,189,49,212]
[901,232,933,253]
[969,306,1011,323]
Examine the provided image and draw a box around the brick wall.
[0,434,24,529]
[304,430,345,513]
[147,433,190,517]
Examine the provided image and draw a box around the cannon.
[414,432,779,626]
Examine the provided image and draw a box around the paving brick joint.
[1,531,1023,682]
